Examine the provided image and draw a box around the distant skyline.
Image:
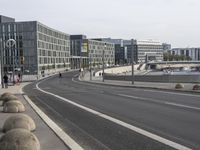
[1,0,200,48]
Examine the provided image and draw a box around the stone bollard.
[175,83,184,89]
[193,84,200,90]
[0,129,40,150]
[3,100,25,113]
[0,94,18,106]
[0,92,13,99]
[2,114,36,133]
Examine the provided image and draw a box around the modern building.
[0,15,70,78]
[96,38,137,65]
[171,48,200,61]
[136,40,163,63]
[70,35,88,69]
[70,36,115,69]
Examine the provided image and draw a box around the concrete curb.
[23,95,84,150]
[79,76,200,95]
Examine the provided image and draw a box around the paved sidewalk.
[0,83,69,150]
[81,71,200,93]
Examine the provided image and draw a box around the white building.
[137,40,163,63]
[171,48,200,61]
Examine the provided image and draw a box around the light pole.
[102,43,106,82]
[131,39,134,84]
[89,53,92,81]
[6,39,16,85]
[0,38,4,88]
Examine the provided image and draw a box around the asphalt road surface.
[23,71,200,150]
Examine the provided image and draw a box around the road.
[23,71,200,150]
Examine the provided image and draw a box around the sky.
[0,0,200,48]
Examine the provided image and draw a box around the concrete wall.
[104,74,200,83]
[95,65,140,76]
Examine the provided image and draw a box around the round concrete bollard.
[0,92,13,100]
[193,84,200,90]
[3,114,36,133]
[1,94,18,106]
[175,83,184,89]
[0,128,40,150]
[3,100,25,113]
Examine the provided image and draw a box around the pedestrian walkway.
[0,83,69,150]
[81,71,200,93]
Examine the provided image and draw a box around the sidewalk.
[81,71,200,93]
[0,83,69,150]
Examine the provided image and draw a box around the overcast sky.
[1,0,200,48]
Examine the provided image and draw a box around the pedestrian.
[18,73,21,82]
[3,74,8,88]
[59,72,62,78]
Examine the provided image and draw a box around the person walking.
[59,72,62,78]
[3,74,8,88]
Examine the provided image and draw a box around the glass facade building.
[0,19,70,76]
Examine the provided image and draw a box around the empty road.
[23,71,200,150]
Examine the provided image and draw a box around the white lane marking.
[165,102,200,111]
[35,78,192,150]
[117,94,163,104]
[141,88,200,98]
[118,93,200,111]
[23,95,84,150]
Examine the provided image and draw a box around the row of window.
[38,33,69,46]
[39,57,69,64]
[37,24,69,40]
[38,41,69,51]
[39,49,69,57]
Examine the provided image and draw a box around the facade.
[84,39,115,68]
[136,40,163,63]
[70,36,115,69]
[0,15,15,23]
[70,35,88,69]
[171,48,200,61]
[98,38,138,64]
[0,16,70,77]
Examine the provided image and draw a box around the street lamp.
[102,43,106,82]
[6,39,16,85]
[89,53,92,81]
[0,38,4,88]
[131,39,134,84]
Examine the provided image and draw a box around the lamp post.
[131,39,134,84]
[6,39,16,85]
[102,43,106,82]
[89,53,92,81]
[0,38,4,88]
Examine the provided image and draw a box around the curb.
[79,76,200,95]
[23,95,84,150]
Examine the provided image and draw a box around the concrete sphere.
[3,114,36,133]
[193,84,200,90]
[0,129,40,150]
[3,100,25,113]
[1,95,18,106]
[175,83,184,89]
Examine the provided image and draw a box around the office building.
[0,15,70,77]
[70,35,88,69]
[171,48,200,61]
[71,36,115,69]
[136,40,163,63]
